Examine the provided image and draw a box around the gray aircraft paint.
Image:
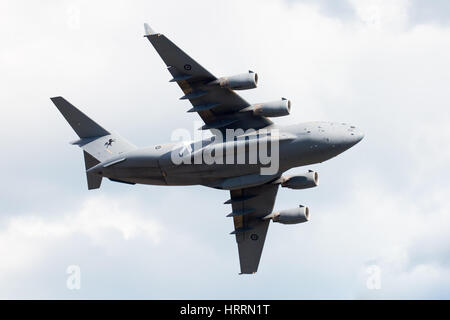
[81,121,362,188]
[51,24,364,274]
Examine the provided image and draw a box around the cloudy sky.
[1,0,450,299]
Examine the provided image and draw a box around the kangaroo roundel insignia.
[184,64,192,71]
[104,138,115,148]
[250,234,259,241]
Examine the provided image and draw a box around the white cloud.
[349,0,410,30]
[0,196,163,277]
[1,0,450,298]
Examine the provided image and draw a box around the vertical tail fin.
[51,96,137,190]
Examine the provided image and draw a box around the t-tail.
[50,96,136,190]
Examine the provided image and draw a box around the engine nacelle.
[252,98,291,117]
[280,171,319,190]
[217,71,258,90]
[265,205,310,224]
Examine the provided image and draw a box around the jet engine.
[215,70,258,90]
[280,170,319,190]
[249,98,291,117]
[264,205,310,224]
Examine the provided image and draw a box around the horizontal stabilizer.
[51,97,110,138]
[84,151,102,190]
[87,172,102,190]
[52,96,137,190]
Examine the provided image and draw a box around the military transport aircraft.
[51,24,364,274]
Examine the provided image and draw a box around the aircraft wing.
[227,182,279,274]
[144,23,273,132]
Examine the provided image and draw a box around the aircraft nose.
[351,127,364,144]
[333,123,364,150]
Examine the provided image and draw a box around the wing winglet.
[144,23,156,36]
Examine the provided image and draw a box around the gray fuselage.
[89,121,364,189]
